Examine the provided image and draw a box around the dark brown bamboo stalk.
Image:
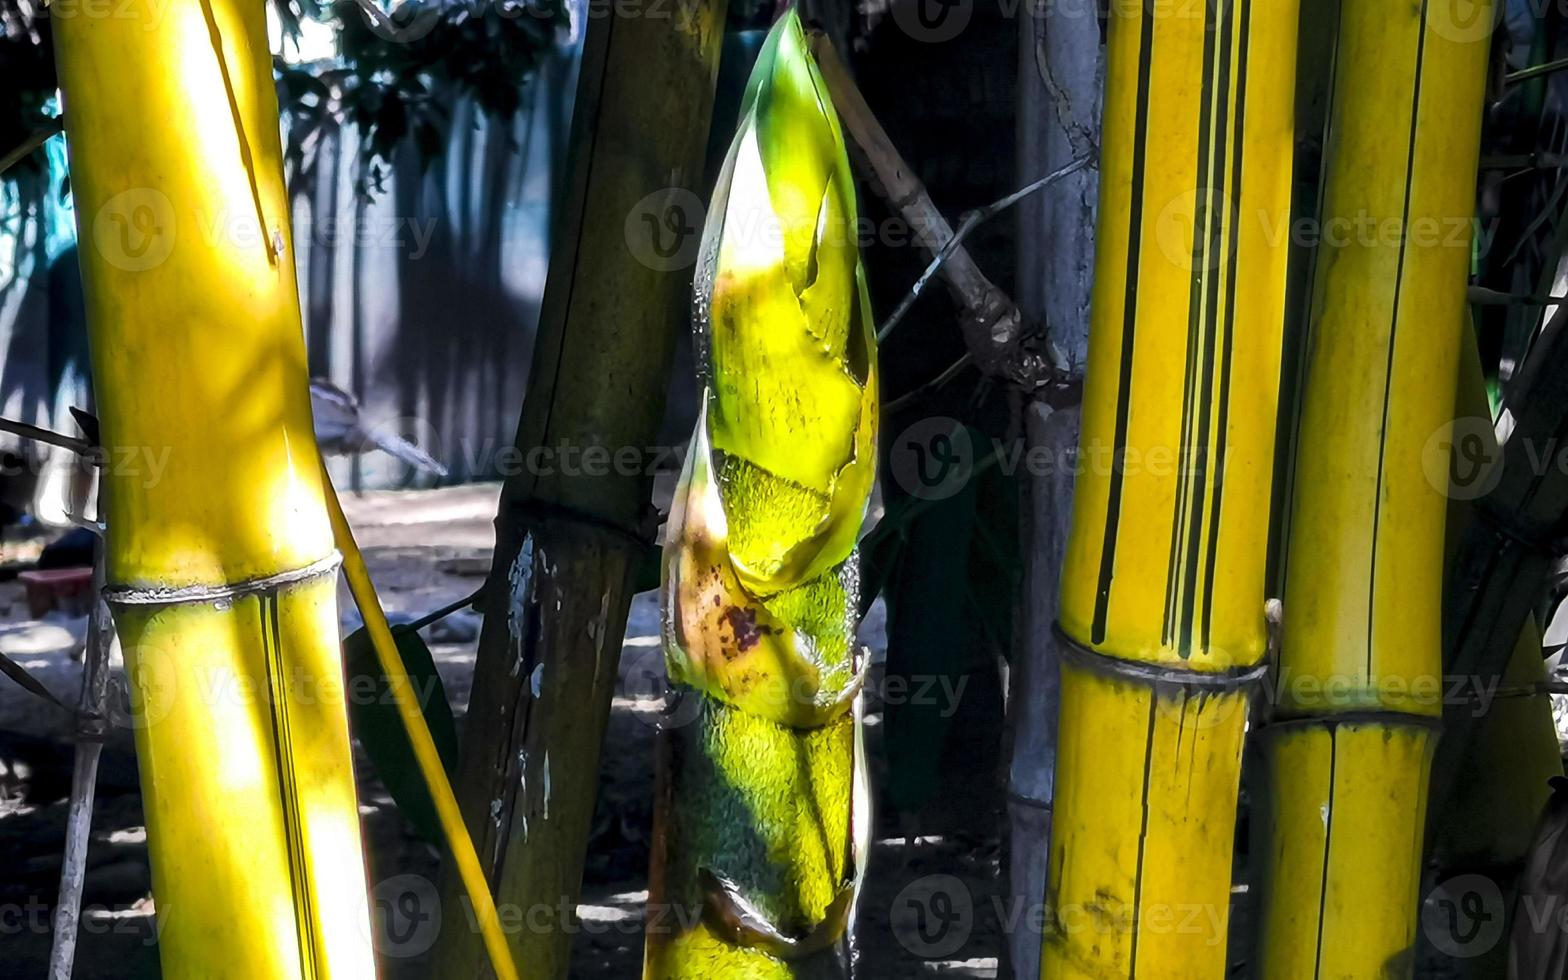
[432,4,728,977]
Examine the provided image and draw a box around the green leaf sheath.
[697,8,877,596]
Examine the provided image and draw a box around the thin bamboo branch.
[1507,56,1568,86]
[405,585,483,633]
[0,118,62,176]
[807,29,1075,388]
[1480,152,1568,172]
[48,539,113,980]
[0,416,96,458]
[1468,285,1568,306]
[322,467,520,980]
[878,156,1091,344]
[1490,681,1568,699]
[883,352,973,414]
[0,651,69,709]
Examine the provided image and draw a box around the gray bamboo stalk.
[1006,2,1101,977]
[48,534,114,980]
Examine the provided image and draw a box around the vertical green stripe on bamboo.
[53,1,375,976]
[1256,2,1494,977]
[1042,2,1299,976]
[1058,0,1298,672]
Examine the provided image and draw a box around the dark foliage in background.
[0,0,567,188]
[281,0,565,190]
[1477,6,1568,387]
[0,0,56,177]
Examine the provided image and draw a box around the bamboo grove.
[19,0,1568,978]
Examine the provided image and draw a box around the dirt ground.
[0,485,1007,979]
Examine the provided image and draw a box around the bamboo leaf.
[343,623,458,844]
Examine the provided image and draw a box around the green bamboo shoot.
[644,11,877,977]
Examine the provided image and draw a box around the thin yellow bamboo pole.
[52,0,375,975]
[319,468,521,980]
[1255,3,1495,977]
[1041,1,1299,976]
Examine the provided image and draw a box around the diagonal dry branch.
[807,30,1081,390]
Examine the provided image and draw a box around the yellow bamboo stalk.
[52,0,375,976]
[1255,3,1494,977]
[1043,2,1300,977]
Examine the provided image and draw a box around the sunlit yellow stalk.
[54,1,374,975]
[1255,4,1494,977]
[1042,1,1300,976]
